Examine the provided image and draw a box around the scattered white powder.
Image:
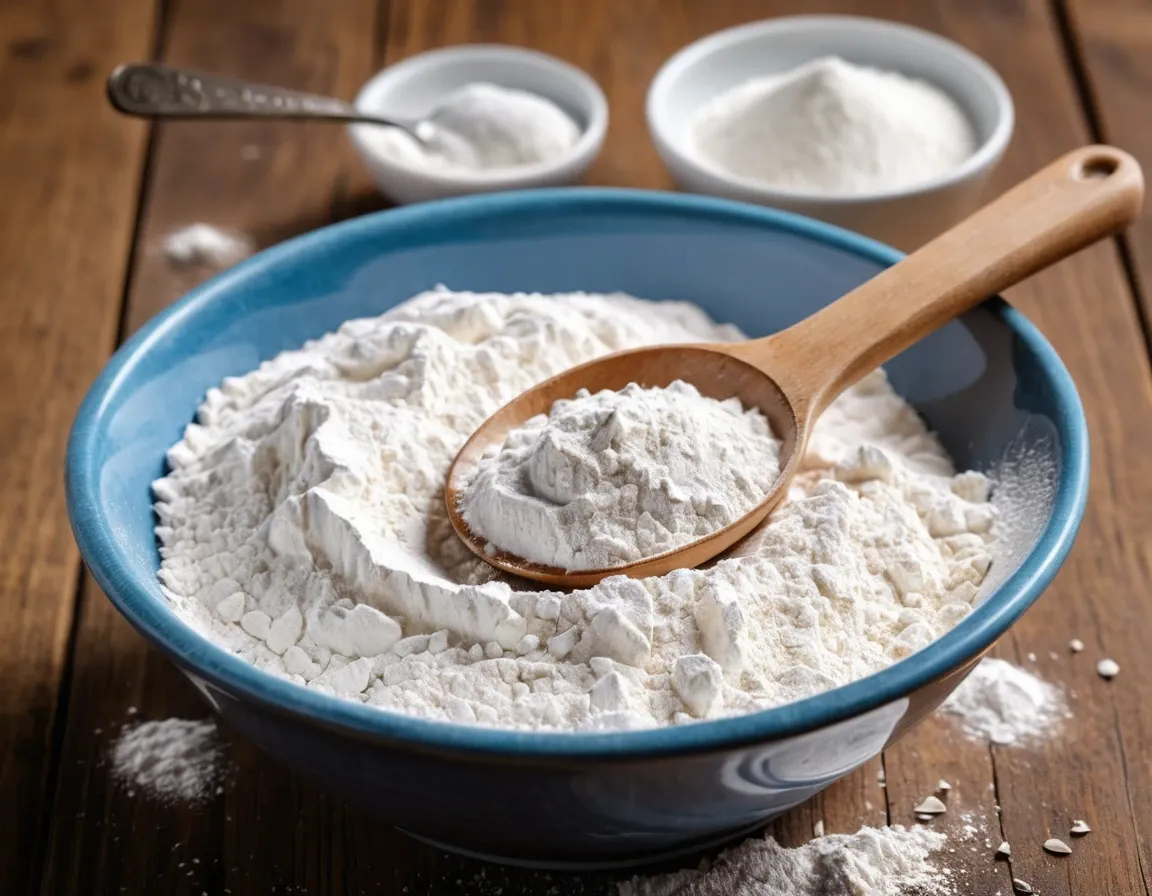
[460,380,781,570]
[155,288,996,730]
[690,56,977,195]
[366,82,580,172]
[618,825,948,896]
[163,223,253,267]
[110,718,222,803]
[940,658,1066,745]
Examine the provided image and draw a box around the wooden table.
[2,1,1150,893]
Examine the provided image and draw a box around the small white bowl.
[646,16,1014,250]
[350,45,608,205]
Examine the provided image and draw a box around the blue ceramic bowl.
[66,189,1087,869]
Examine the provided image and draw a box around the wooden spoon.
[446,145,1143,588]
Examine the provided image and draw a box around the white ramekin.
[351,44,608,205]
[646,16,1014,250]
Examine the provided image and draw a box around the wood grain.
[1056,7,1152,885]
[20,0,1152,894]
[1064,0,1152,318]
[884,715,1013,895]
[737,1,1152,894]
[38,1,379,895]
[0,1,157,893]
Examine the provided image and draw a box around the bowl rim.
[349,43,609,188]
[66,187,1087,760]
[646,14,1016,206]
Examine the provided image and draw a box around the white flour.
[690,56,976,195]
[618,825,948,896]
[366,82,580,172]
[460,380,781,570]
[163,223,253,268]
[110,718,222,802]
[940,657,1066,745]
[155,288,996,730]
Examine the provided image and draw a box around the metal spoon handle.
[107,63,402,127]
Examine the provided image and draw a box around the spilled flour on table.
[110,718,224,803]
[163,223,253,268]
[619,825,948,896]
[940,657,1067,745]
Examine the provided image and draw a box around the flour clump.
[460,380,781,570]
[154,287,996,731]
[690,56,977,195]
[163,223,253,268]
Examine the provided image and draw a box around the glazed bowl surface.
[66,188,1086,869]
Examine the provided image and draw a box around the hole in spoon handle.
[1075,151,1121,181]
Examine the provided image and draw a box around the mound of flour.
[619,825,948,896]
[111,718,222,802]
[941,657,1066,745]
[154,288,996,730]
[690,56,976,195]
[460,380,782,570]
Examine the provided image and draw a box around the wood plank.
[0,1,157,893]
[1056,10,1152,890]
[38,2,379,895]
[1064,0,1152,316]
[884,720,1009,895]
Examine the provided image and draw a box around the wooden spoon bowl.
[446,145,1144,588]
[446,346,801,588]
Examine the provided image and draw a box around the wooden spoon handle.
[745,145,1143,417]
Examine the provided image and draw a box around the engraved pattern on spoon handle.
[107,63,365,122]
